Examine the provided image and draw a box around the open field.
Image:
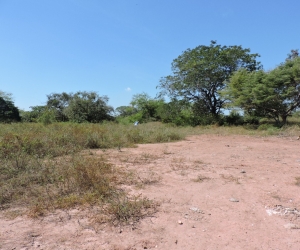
[1,123,300,249]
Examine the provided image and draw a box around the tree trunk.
[281,114,287,124]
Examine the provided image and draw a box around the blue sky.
[0,0,299,110]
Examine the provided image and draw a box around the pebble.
[190,207,202,213]
[240,170,246,173]
[229,198,239,202]
[178,220,183,225]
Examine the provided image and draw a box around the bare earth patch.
[1,134,300,249]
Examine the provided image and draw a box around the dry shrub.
[107,195,158,226]
[192,175,210,183]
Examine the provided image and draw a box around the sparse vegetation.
[1,119,300,225]
[192,175,211,183]
[0,122,185,223]
[220,174,241,184]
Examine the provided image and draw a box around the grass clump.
[192,175,210,183]
[107,195,157,226]
[1,122,179,224]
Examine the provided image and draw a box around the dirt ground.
[1,134,300,250]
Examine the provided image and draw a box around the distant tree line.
[20,91,114,124]
[1,41,299,126]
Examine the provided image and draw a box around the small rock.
[229,198,239,202]
[178,220,183,225]
[190,207,202,213]
[240,170,246,173]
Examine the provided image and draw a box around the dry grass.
[220,174,241,184]
[107,195,158,226]
[0,122,185,224]
[1,121,300,224]
[136,170,162,188]
[295,177,300,186]
[169,157,187,171]
[192,175,211,183]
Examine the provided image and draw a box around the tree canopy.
[0,91,20,122]
[46,91,114,123]
[223,55,300,123]
[158,41,261,118]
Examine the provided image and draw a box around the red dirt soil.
[1,134,300,249]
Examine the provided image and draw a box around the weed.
[3,208,24,219]
[170,157,188,171]
[136,171,161,188]
[220,174,240,184]
[295,177,300,186]
[107,194,157,226]
[192,175,211,183]
[194,160,205,164]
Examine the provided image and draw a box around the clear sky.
[0,0,299,110]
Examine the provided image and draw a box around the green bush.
[244,116,260,125]
[223,111,244,126]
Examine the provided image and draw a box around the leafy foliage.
[0,92,20,123]
[158,41,261,120]
[46,92,70,121]
[21,106,49,123]
[116,93,164,124]
[63,92,114,123]
[224,56,300,124]
[115,106,137,117]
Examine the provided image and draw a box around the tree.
[63,91,114,123]
[0,91,20,122]
[20,105,48,122]
[115,106,138,117]
[158,41,261,119]
[156,98,194,125]
[286,49,299,61]
[0,91,13,102]
[130,93,163,122]
[223,56,300,124]
[46,92,71,121]
[46,91,114,123]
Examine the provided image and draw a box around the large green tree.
[46,92,71,121]
[63,91,114,123]
[0,91,20,122]
[130,93,164,122]
[46,91,114,123]
[158,41,261,118]
[223,55,300,124]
